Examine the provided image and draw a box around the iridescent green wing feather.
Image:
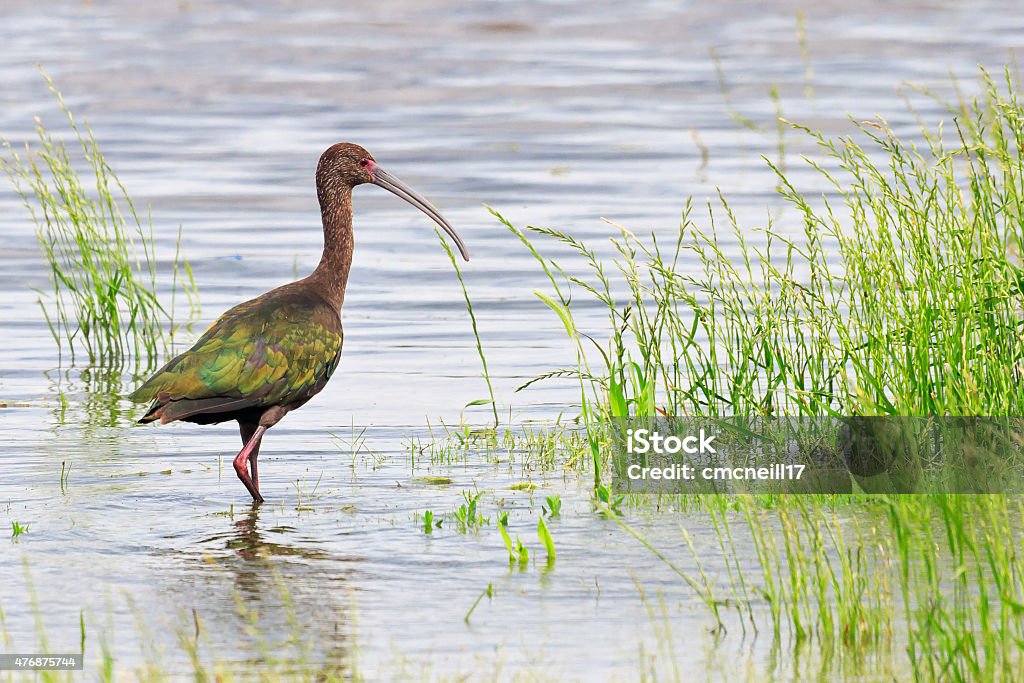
[130,290,342,418]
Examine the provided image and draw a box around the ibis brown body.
[130,143,469,504]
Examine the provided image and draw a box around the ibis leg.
[239,422,265,492]
[234,424,268,504]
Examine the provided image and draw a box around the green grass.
[497,511,530,569]
[438,230,499,427]
[482,66,1024,680]
[536,515,556,564]
[451,489,488,533]
[10,522,28,540]
[1,71,198,372]
[506,67,1024,424]
[542,494,561,517]
[420,508,440,533]
[605,494,1024,683]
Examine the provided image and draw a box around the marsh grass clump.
[504,67,1024,426]
[1,72,197,372]
[493,66,1024,678]
[615,494,1024,681]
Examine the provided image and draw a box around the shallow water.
[0,0,1019,679]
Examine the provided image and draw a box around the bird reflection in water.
[190,506,355,675]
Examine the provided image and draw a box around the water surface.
[0,0,1019,678]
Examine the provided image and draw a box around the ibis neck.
[310,185,354,312]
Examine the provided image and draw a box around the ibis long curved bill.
[372,166,470,261]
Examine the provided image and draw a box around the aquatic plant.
[463,582,494,624]
[542,494,562,517]
[497,511,529,569]
[439,230,499,427]
[420,509,441,534]
[613,494,1024,681]
[1,71,197,371]
[536,516,556,564]
[489,65,1024,678]
[506,67,1024,430]
[452,489,488,533]
[10,522,28,540]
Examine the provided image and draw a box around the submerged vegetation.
[1,72,197,372]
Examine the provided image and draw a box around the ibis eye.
[359,158,370,168]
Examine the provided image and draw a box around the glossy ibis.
[130,143,469,504]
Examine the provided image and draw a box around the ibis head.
[316,142,469,262]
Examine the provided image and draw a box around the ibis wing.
[130,293,342,421]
